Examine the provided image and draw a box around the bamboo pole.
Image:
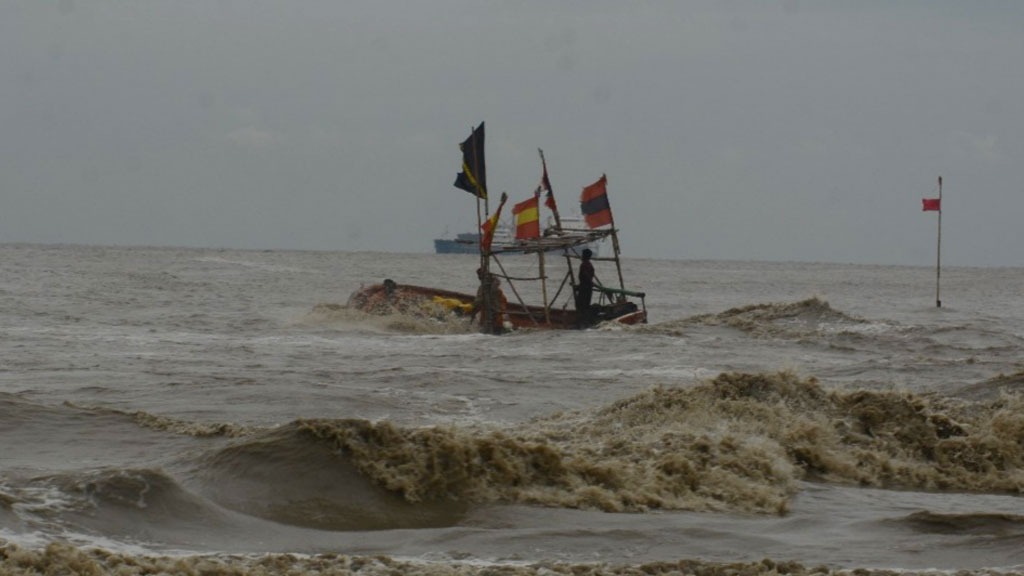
[476,194,490,332]
[474,125,488,275]
[607,215,626,293]
[539,149,562,230]
[539,244,550,323]
[470,124,492,330]
[538,148,579,301]
[550,270,571,307]
[936,176,942,308]
[531,189,550,324]
[491,255,539,326]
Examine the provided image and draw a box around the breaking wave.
[43,468,220,524]
[295,372,1024,515]
[955,370,1024,401]
[63,402,253,438]
[891,511,1024,536]
[686,297,865,337]
[647,297,869,339]
[64,373,1024,519]
[191,425,466,530]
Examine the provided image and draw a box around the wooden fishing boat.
[347,278,646,330]
[348,125,648,333]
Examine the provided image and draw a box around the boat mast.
[539,149,562,230]
[936,176,942,308]
[466,123,495,332]
[540,148,580,294]
[606,180,626,293]
[534,189,551,323]
[476,128,488,275]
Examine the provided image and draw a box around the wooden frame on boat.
[484,226,647,329]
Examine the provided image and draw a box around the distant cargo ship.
[433,232,488,254]
[434,218,602,256]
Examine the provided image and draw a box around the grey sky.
[2,1,1022,266]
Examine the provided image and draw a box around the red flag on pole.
[922,198,941,211]
[580,174,612,229]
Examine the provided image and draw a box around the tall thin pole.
[539,148,581,310]
[470,124,492,332]
[535,188,550,324]
[473,125,488,273]
[538,244,550,324]
[539,149,562,230]
[538,148,576,302]
[605,177,626,293]
[936,176,942,308]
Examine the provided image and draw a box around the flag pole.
[534,190,550,324]
[540,148,578,298]
[476,195,484,259]
[470,124,492,332]
[936,176,942,308]
[473,125,488,273]
[539,149,562,230]
[604,175,627,293]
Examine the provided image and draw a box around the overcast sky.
[2,1,1022,266]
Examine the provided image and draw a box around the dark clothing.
[578,260,595,300]
[472,274,506,334]
[576,260,595,325]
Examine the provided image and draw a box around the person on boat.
[575,248,596,327]
[470,268,506,334]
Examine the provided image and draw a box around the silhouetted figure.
[575,248,595,327]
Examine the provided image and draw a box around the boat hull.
[433,238,479,254]
[347,282,644,330]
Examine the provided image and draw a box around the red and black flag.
[580,174,612,229]
[539,149,556,211]
[454,122,487,199]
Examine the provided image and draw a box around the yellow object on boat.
[432,295,473,313]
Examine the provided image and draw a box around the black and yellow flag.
[454,122,487,199]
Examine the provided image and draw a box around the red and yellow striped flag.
[513,195,540,239]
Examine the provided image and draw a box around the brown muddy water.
[1,244,1022,574]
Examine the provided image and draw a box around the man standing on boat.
[471,268,506,334]
[576,248,595,327]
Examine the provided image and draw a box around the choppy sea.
[1,243,1023,575]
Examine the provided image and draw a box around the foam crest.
[64,402,253,438]
[47,468,201,517]
[195,425,466,530]
[301,372,1024,516]
[298,392,796,514]
[684,297,864,338]
[956,370,1024,401]
[892,511,1024,535]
